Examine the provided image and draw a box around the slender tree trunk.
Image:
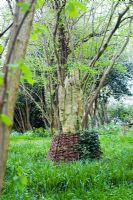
[25,93,32,130]
[0,0,35,192]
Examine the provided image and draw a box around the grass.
[0,129,133,200]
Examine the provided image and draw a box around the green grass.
[0,130,133,200]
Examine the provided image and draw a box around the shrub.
[11,128,51,138]
[24,130,33,136]
[108,104,133,124]
[98,123,123,135]
[24,128,51,137]
[32,128,51,137]
[77,130,102,160]
[11,131,22,136]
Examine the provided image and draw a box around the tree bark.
[0,0,35,192]
[59,70,83,133]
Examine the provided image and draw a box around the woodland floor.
[0,129,133,200]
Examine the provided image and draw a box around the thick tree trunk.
[58,70,83,133]
[0,0,35,192]
[48,70,83,161]
[49,2,85,157]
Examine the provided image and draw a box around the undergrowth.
[0,129,133,200]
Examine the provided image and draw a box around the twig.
[0,23,13,38]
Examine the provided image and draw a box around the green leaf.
[0,44,4,54]
[20,176,28,187]
[31,23,48,41]
[34,23,48,33]
[68,62,97,76]
[0,114,12,126]
[16,166,23,176]
[7,61,35,85]
[19,62,35,85]
[35,0,44,9]
[66,2,79,18]
[65,0,87,18]
[0,72,4,86]
[17,2,30,12]
[31,33,38,41]
[114,63,127,73]
[13,175,19,181]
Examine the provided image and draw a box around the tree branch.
[82,17,132,128]
[82,5,130,85]
[0,23,13,38]
[6,0,14,16]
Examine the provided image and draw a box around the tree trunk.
[48,70,84,161]
[0,0,35,192]
[58,70,84,134]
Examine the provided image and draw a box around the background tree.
[89,61,133,127]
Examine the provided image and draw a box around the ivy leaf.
[0,114,13,126]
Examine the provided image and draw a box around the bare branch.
[6,0,14,16]
[0,23,13,38]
